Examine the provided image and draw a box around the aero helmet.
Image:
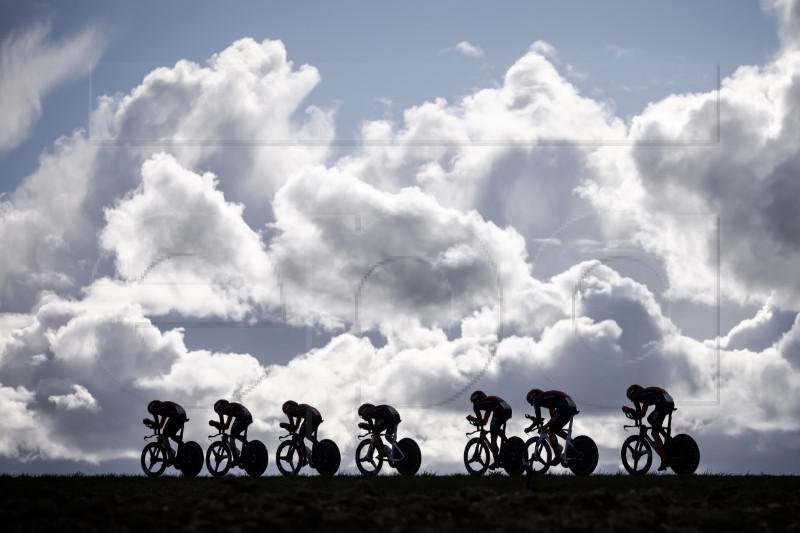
[626,384,643,401]
[470,390,487,403]
[526,389,543,405]
[282,400,298,414]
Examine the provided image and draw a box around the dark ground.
[1,473,798,532]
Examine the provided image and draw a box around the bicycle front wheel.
[206,441,233,477]
[524,437,552,475]
[276,440,303,476]
[355,439,383,476]
[621,435,652,475]
[463,437,491,476]
[141,442,168,477]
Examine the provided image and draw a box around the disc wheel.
[241,440,268,477]
[463,437,491,476]
[313,439,341,476]
[568,435,598,476]
[668,434,700,475]
[206,441,233,477]
[276,440,303,476]
[141,442,168,477]
[355,439,383,476]
[500,436,526,476]
[621,435,652,475]
[395,438,421,476]
[524,437,552,476]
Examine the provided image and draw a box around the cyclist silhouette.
[467,390,512,469]
[623,384,675,471]
[281,400,322,464]
[143,400,187,464]
[209,399,253,465]
[358,403,401,458]
[526,389,578,466]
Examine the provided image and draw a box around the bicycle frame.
[623,408,675,459]
[526,415,578,465]
[358,427,405,463]
[465,420,509,450]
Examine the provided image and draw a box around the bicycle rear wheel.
[668,434,700,475]
[395,438,421,476]
[621,435,652,475]
[463,437,491,476]
[524,437,552,475]
[177,441,204,477]
[141,442,168,477]
[313,439,341,476]
[241,440,268,477]
[206,441,233,477]
[568,435,598,476]
[276,440,303,476]
[500,436,526,476]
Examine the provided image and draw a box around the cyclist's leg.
[489,414,502,462]
[296,420,309,461]
[163,417,182,459]
[373,418,388,456]
[648,410,668,469]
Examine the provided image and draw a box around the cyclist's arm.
[221,415,232,430]
[533,403,542,420]
[156,415,167,429]
[635,401,650,419]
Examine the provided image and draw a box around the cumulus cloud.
[0,37,332,312]
[48,385,99,412]
[0,23,103,154]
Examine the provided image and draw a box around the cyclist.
[209,399,253,465]
[623,384,674,471]
[358,403,401,459]
[526,389,578,466]
[143,400,187,464]
[281,400,322,465]
[467,390,512,469]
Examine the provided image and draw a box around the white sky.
[1,0,800,475]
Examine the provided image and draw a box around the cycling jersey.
[473,396,512,417]
[473,396,512,436]
[219,402,253,422]
[531,390,577,420]
[632,387,674,412]
[153,401,186,420]
[286,404,322,423]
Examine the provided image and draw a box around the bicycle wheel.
[621,435,652,475]
[395,438,421,476]
[500,436,526,476]
[524,437,552,475]
[568,435,598,476]
[177,441,204,477]
[241,440,268,477]
[355,439,383,476]
[668,434,700,475]
[463,437,491,476]
[206,441,233,477]
[141,442,168,477]
[276,440,303,476]
[313,439,341,476]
